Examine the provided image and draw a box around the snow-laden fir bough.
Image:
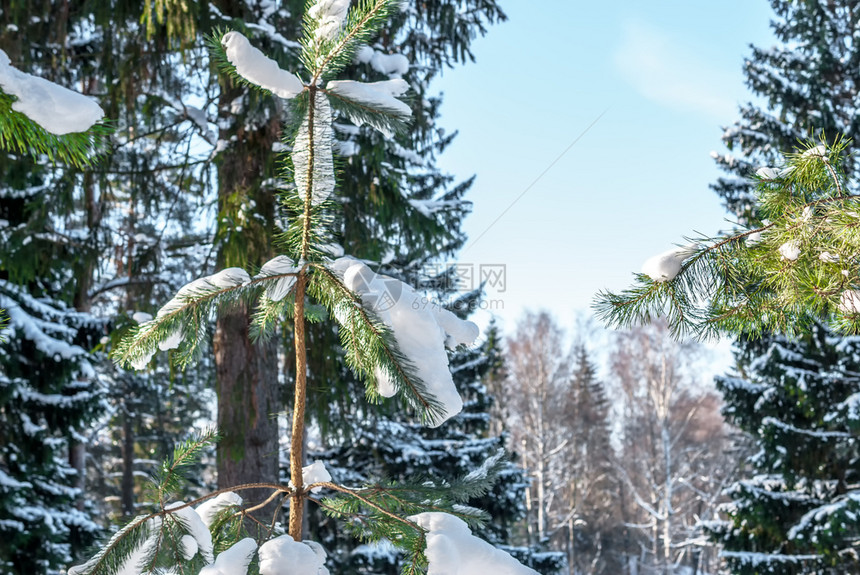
[73,1,538,574]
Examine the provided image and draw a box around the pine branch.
[308,263,447,424]
[595,139,860,339]
[323,84,411,137]
[67,516,153,575]
[111,272,299,369]
[150,428,219,504]
[206,28,304,100]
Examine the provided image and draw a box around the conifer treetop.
[595,138,860,340]
[79,0,538,573]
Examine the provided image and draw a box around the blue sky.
[433,1,776,333]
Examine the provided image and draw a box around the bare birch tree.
[610,321,733,575]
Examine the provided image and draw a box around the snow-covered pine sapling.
[594,138,860,340]
[73,1,537,574]
[0,48,108,167]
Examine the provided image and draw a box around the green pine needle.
[301,0,395,82]
[112,273,300,370]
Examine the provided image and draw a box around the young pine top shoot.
[69,1,538,574]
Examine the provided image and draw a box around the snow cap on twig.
[641,244,698,282]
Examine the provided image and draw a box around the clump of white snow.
[302,460,332,493]
[408,512,539,575]
[199,538,257,575]
[819,251,839,263]
[164,501,214,564]
[157,267,251,318]
[355,45,410,77]
[641,244,697,282]
[0,49,103,135]
[158,329,183,352]
[127,267,252,370]
[258,534,330,575]
[802,144,827,159]
[779,240,801,261]
[196,492,243,528]
[839,290,860,314]
[294,92,334,205]
[308,0,350,41]
[331,257,479,427]
[745,230,763,246]
[325,79,411,137]
[326,79,409,115]
[132,311,153,323]
[222,32,303,99]
[256,255,299,301]
[756,167,779,180]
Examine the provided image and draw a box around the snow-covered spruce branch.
[0,51,108,167]
[595,139,860,339]
[303,0,394,83]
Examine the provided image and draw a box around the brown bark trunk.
[121,409,135,515]
[70,171,100,511]
[213,0,283,523]
[214,304,280,528]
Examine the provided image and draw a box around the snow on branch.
[409,512,540,575]
[221,32,304,99]
[294,91,335,205]
[112,268,300,370]
[325,78,411,138]
[0,49,103,135]
[595,138,860,340]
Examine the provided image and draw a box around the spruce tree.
[594,5,860,573]
[565,345,618,574]
[0,41,108,573]
[5,1,219,527]
[711,0,860,220]
[69,3,539,574]
[698,4,860,572]
[707,326,860,573]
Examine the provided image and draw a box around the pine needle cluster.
[595,138,860,340]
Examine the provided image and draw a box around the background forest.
[2,1,860,575]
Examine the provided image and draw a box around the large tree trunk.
[214,303,279,524]
[214,57,282,524]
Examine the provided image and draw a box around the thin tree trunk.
[70,172,100,511]
[121,406,135,515]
